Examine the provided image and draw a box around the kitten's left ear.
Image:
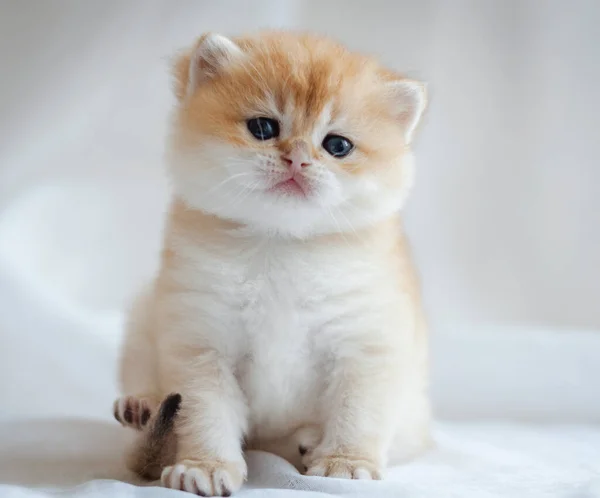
[385,79,428,145]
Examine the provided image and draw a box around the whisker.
[312,189,353,248]
[226,185,262,214]
[205,172,254,196]
[338,202,378,230]
[214,178,262,213]
[334,206,364,245]
[327,207,353,248]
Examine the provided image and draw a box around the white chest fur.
[165,230,388,439]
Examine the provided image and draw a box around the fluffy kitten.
[115,30,431,496]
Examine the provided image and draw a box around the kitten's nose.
[281,145,311,172]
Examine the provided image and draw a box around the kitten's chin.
[175,189,325,237]
[175,183,405,239]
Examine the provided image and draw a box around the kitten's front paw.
[113,395,155,430]
[161,459,246,496]
[304,454,383,480]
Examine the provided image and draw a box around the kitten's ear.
[385,79,428,145]
[173,33,242,102]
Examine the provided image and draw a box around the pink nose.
[281,151,311,171]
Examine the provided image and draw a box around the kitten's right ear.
[173,33,242,102]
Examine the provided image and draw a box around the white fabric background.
[0,1,599,497]
[1,0,599,329]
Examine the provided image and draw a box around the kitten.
[115,30,431,496]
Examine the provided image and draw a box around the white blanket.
[1,419,599,497]
[1,266,599,497]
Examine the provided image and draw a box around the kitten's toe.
[113,395,154,430]
[161,460,246,496]
[304,454,383,480]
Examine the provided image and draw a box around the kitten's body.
[117,31,431,496]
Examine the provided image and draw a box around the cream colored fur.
[117,30,431,496]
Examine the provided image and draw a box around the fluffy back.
[168,31,426,238]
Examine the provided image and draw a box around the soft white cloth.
[1,265,599,497]
[1,419,599,497]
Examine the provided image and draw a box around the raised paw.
[305,454,383,480]
[113,395,154,430]
[161,459,246,496]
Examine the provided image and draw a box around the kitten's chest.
[230,242,337,429]
[178,235,379,433]
[178,234,375,348]
[237,249,315,335]
[231,238,360,338]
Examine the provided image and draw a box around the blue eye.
[322,134,354,158]
[247,117,280,140]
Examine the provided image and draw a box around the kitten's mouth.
[268,177,308,197]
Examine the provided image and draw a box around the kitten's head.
[169,31,426,237]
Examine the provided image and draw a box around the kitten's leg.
[118,287,164,476]
[160,349,247,496]
[119,287,160,400]
[303,337,406,480]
